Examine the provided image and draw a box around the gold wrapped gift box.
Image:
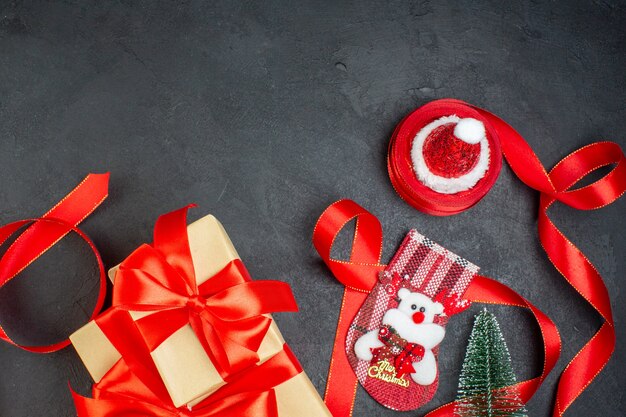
[71,214,330,416]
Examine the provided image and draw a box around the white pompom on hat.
[454,118,486,144]
[411,115,490,194]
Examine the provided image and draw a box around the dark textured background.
[0,1,624,416]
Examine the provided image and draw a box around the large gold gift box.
[70,214,331,416]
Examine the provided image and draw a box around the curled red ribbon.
[0,173,109,353]
[314,199,560,417]
[313,199,385,417]
[72,308,303,417]
[387,99,625,416]
[112,205,299,378]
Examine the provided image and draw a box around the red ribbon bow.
[72,309,303,417]
[371,325,425,377]
[112,205,299,378]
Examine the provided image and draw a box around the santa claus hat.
[387,101,503,216]
[410,115,490,194]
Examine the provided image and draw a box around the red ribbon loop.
[112,206,299,378]
[548,141,625,210]
[313,199,385,292]
[0,173,109,353]
[314,199,561,417]
[313,200,386,416]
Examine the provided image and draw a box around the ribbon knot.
[186,295,207,315]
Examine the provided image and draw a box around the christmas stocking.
[347,230,477,411]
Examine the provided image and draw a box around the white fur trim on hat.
[410,115,490,194]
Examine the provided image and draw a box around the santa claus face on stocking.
[345,230,477,411]
[395,288,444,324]
[354,288,447,386]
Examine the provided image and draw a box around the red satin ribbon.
[313,200,385,417]
[72,308,303,417]
[0,173,109,353]
[387,99,626,416]
[112,205,299,378]
[314,199,560,417]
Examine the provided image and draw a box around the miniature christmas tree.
[454,310,528,417]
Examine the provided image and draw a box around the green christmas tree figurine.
[454,309,528,417]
